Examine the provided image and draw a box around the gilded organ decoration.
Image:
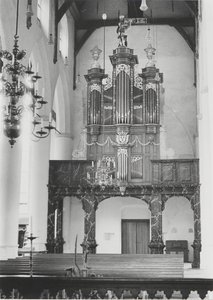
[144,43,156,67]
[116,131,129,145]
[90,46,102,68]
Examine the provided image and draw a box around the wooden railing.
[151,159,199,184]
[0,276,212,299]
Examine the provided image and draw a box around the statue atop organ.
[85,20,163,185]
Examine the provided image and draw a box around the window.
[37,0,50,38]
[58,15,68,62]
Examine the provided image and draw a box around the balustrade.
[0,277,212,299]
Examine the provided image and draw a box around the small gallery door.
[122,219,150,254]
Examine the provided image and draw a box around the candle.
[54,209,57,239]
[36,62,39,73]
[30,216,33,234]
[92,161,94,167]
[40,118,43,128]
[42,87,44,97]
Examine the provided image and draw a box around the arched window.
[37,0,50,38]
[58,15,69,62]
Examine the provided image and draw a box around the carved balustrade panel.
[151,159,199,184]
[0,277,212,299]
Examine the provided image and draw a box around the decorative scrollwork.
[116,131,129,145]
[116,64,130,76]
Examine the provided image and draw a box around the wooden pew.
[0,253,184,278]
[85,254,184,278]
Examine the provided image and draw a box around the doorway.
[122,219,150,254]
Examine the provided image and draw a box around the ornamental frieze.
[116,64,130,76]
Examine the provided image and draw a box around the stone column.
[28,138,50,251]
[0,136,22,259]
[191,187,201,268]
[148,193,165,254]
[81,190,98,254]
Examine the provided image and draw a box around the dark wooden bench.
[0,253,184,278]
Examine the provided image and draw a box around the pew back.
[0,253,184,278]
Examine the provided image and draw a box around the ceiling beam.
[75,28,97,56]
[57,0,75,23]
[174,25,195,52]
[185,1,198,18]
[75,18,195,30]
[127,0,141,18]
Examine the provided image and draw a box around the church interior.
[0,0,213,298]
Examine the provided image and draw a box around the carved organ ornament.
[85,22,163,188]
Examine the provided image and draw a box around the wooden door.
[122,219,150,254]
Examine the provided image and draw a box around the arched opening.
[63,196,84,254]
[162,196,194,262]
[96,197,151,254]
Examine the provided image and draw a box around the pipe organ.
[85,23,163,187]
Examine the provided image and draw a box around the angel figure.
[116,15,131,47]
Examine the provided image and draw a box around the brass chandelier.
[0,0,58,147]
[86,159,127,196]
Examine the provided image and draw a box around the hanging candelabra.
[86,159,127,195]
[0,0,59,147]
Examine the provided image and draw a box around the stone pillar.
[28,138,50,251]
[81,191,98,254]
[191,187,201,268]
[148,193,165,254]
[198,0,213,277]
[0,136,22,259]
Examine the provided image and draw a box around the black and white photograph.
[0,0,212,299]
